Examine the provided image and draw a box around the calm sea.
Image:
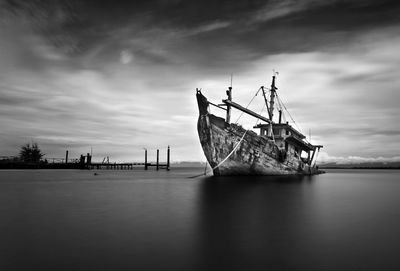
[1,168,400,270]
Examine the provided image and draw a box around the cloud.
[186,21,231,35]
[120,50,133,64]
[252,0,322,23]
[196,25,400,159]
[1,0,400,163]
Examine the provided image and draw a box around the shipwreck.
[196,74,324,176]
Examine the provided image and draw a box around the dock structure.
[1,147,171,170]
[0,147,171,170]
[88,146,171,171]
[89,162,144,170]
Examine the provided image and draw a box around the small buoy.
[94,172,98,176]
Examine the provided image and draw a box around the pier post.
[167,146,170,171]
[87,153,92,165]
[156,149,159,170]
[79,155,85,169]
[65,150,69,164]
[144,149,148,170]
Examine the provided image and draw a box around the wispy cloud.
[251,0,322,23]
[186,21,231,35]
[1,0,400,162]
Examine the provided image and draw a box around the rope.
[211,129,248,171]
[275,96,286,123]
[206,100,270,175]
[255,103,266,126]
[188,129,249,178]
[276,94,299,129]
[234,87,262,124]
[188,87,273,178]
[275,93,312,143]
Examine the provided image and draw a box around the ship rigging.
[196,73,324,176]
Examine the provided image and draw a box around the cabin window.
[262,129,267,136]
[286,130,290,135]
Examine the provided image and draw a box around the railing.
[44,158,80,164]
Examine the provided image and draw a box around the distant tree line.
[0,142,89,169]
[19,143,44,163]
[0,142,45,164]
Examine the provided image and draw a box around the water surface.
[1,169,400,270]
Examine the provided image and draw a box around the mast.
[226,86,232,123]
[269,75,277,121]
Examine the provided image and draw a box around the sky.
[1,0,400,164]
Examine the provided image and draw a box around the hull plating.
[197,114,314,176]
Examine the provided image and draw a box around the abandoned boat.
[196,74,324,176]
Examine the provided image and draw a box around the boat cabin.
[254,123,317,165]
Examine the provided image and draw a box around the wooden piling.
[144,149,148,170]
[167,146,170,171]
[86,153,92,165]
[65,150,69,164]
[156,149,159,170]
[86,146,170,171]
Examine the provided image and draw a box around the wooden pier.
[0,147,171,170]
[88,146,170,170]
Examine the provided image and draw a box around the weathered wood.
[309,149,316,166]
[223,99,271,124]
[167,146,170,171]
[309,145,322,166]
[144,149,148,170]
[198,113,322,175]
[226,87,232,123]
[86,153,92,165]
[89,162,168,170]
[269,75,277,121]
[156,149,159,170]
[209,101,227,111]
[87,147,171,171]
[197,90,323,176]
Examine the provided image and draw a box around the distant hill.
[172,161,207,168]
[320,161,400,169]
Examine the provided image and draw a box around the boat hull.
[196,92,321,176]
